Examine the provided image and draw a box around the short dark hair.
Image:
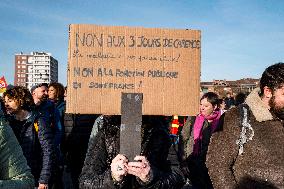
[30,83,48,94]
[3,86,34,111]
[200,92,219,107]
[260,62,284,96]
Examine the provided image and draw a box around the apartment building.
[14,52,58,90]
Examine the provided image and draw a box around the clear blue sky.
[0,0,283,85]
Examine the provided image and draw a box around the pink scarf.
[193,110,221,155]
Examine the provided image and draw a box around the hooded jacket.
[79,115,185,189]
[206,88,284,189]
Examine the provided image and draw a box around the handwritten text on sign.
[76,33,201,49]
[72,67,179,90]
[67,24,201,115]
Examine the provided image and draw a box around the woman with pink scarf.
[178,92,223,189]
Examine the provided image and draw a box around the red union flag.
[0,76,7,93]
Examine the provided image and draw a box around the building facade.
[14,52,58,90]
[201,78,259,97]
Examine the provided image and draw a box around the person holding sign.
[79,115,185,189]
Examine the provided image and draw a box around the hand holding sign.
[127,156,151,183]
[110,154,151,183]
[111,154,129,182]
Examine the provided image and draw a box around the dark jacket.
[36,99,63,147]
[7,110,55,186]
[79,115,185,189]
[206,88,284,189]
[54,99,65,128]
[64,114,98,189]
[55,99,65,117]
[225,97,235,110]
[53,99,66,164]
[178,115,222,189]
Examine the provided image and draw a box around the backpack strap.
[236,104,254,155]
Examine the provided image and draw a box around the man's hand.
[127,156,151,183]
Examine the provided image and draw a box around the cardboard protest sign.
[67,24,201,115]
[0,76,7,94]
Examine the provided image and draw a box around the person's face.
[48,86,57,100]
[269,86,284,114]
[34,86,48,101]
[4,96,20,115]
[200,98,216,116]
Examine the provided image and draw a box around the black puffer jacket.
[7,110,55,186]
[79,116,185,189]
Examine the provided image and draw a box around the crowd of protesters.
[0,62,284,189]
[0,82,98,189]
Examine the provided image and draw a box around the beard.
[269,96,284,120]
[40,94,48,102]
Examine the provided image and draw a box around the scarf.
[193,110,221,155]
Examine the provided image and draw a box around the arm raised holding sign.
[79,115,185,189]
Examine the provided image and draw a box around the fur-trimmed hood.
[245,88,273,122]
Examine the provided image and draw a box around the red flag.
[0,76,7,93]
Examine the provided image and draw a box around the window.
[22,60,26,64]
